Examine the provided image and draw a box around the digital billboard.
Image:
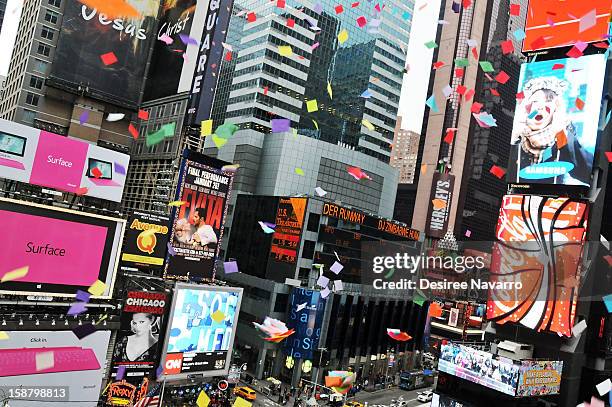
[0,197,124,298]
[487,195,588,337]
[283,288,327,360]
[522,0,611,52]
[120,211,170,271]
[439,342,520,396]
[0,119,130,202]
[508,54,606,187]
[164,151,234,281]
[425,172,455,238]
[516,360,563,397]
[49,0,161,107]
[0,330,111,407]
[107,290,170,406]
[160,284,242,380]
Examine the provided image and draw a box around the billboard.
[144,0,199,101]
[107,290,170,406]
[0,197,124,298]
[0,330,111,407]
[487,195,588,337]
[121,211,170,271]
[49,0,161,107]
[270,198,307,264]
[439,342,520,396]
[184,0,235,126]
[0,119,130,202]
[164,151,234,281]
[522,0,611,52]
[516,360,563,397]
[508,54,606,187]
[160,284,243,380]
[425,172,455,238]
[283,288,327,360]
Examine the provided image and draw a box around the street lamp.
[314,347,327,395]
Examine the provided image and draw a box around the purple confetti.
[311,42,320,50]
[72,323,96,340]
[79,110,89,125]
[75,290,91,303]
[179,34,199,46]
[68,302,88,316]
[156,365,164,378]
[159,33,173,45]
[167,242,176,256]
[313,2,323,13]
[263,222,276,229]
[114,162,126,175]
[271,119,291,133]
[116,365,126,380]
[223,261,239,274]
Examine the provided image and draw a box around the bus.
[398,371,434,391]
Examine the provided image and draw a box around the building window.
[48,0,61,7]
[307,213,320,232]
[41,26,55,40]
[37,43,51,57]
[301,240,315,259]
[44,10,59,24]
[33,59,49,73]
[29,76,44,90]
[25,93,40,106]
[22,109,37,124]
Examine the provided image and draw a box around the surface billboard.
[439,342,520,396]
[522,0,611,52]
[283,288,327,360]
[164,150,234,281]
[0,330,111,407]
[0,119,130,202]
[160,284,243,380]
[516,360,563,397]
[425,172,455,238]
[120,211,170,271]
[487,195,588,337]
[0,197,124,298]
[508,54,606,187]
[49,0,161,107]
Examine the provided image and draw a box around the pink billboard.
[0,119,130,202]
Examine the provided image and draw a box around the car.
[343,401,364,407]
[416,391,433,402]
[234,386,257,400]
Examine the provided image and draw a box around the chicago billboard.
[522,0,611,52]
[0,197,124,298]
[0,119,130,202]
[283,288,327,360]
[120,211,170,271]
[164,150,234,281]
[49,0,161,107]
[160,284,242,380]
[487,195,588,337]
[0,330,111,407]
[508,54,606,187]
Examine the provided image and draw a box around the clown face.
[525,89,560,131]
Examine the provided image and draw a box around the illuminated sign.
[516,360,563,397]
[270,198,307,264]
[425,172,454,238]
[121,211,169,269]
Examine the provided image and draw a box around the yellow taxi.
[343,401,363,407]
[234,386,257,400]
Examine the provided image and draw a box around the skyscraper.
[390,117,420,184]
[0,0,7,34]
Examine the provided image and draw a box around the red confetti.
[471,47,479,60]
[604,255,612,266]
[593,42,610,49]
[454,68,464,77]
[351,2,360,7]
[489,165,506,179]
[264,86,268,95]
[530,36,546,50]
[495,71,510,84]
[556,130,567,149]
[335,4,344,13]
[357,16,367,27]
[490,88,500,97]
[605,152,612,162]
[75,187,89,196]
[277,0,285,7]
[462,0,471,8]
[247,12,256,22]
[225,51,232,61]
[575,98,585,110]
[501,40,514,54]
[128,123,138,139]
[433,61,445,69]
[456,85,467,95]
[100,52,118,66]
[552,63,565,70]
[516,91,525,100]
[138,109,149,120]
[509,4,520,15]
[465,88,475,101]
[91,167,103,179]
[444,128,456,144]
[470,102,483,113]
[286,18,295,28]
[566,46,583,58]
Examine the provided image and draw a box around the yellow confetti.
[295,167,305,176]
[338,29,349,44]
[362,119,375,131]
[278,45,293,57]
[212,134,228,148]
[1,266,29,283]
[168,201,187,207]
[327,82,333,99]
[88,279,107,296]
[197,391,211,407]
[306,99,318,112]
[201,119,213,136]
[312,119,319,130]
[234,397,252,407]
[421,164,427,174]
[0,331,9,340]
[211,310,225,323]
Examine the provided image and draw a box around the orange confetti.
[556,130,567,149]
[78,0,139,18]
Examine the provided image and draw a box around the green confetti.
[146,122,175,147]
[295,167,304,176]
[424,40,438,49]
[479,61,495,72]
[215,123,239,139]
[455,58,469,67]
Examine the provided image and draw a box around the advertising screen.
[270,198,307,264]
[121,211,170,271]
[516,360,563,397]
[165,152,234,281]
[0,197,124,298]
[160,284,242,380]
[283,288,327,360]
[0,330,111,407]
[49,0,161,107]
[508,54,606,187]
[522,0,611,52]
[107,291,170,406]
[0,119,130,202]
[425,172,455,238]
[487,195,588,337]
[438,342,520,396]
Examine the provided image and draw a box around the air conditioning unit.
[496,340,534,361]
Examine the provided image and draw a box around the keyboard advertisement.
[160,284,243,380]
[0,330,111,406]
[0,119,130,202]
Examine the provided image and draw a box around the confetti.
[321,287,331,298]
[128,123,139,139]
[278,45,293,57]
[286,18,295,28]
[234,397,252,407]
[224,261,239,274]
[201,119,213,136]
[566,45,583,58]
[76,290,91,302]
[443,128,456,143]
[479,61,495,72]
[159,33,173,45]
[79,110,89,125]
[138,109,149,120]
[495,71,510,84]
[271,118,291,133]
[306,99,318,112]
[1,266,29,283]
[211,310,225,323]
[425,94,439,113]
[88,279,107,296]
[247,12,256,22]
[347,166,371,180]
[356,16,367,27]
[330,261,344,274]
[68,302,88,316]
[295,167,304,176]
[513,29,526,41]
[168,200,187,207]
[116,365,127,380]
[424,40,438,49]
[78,0,139,18]
[73,323,97,340]
[362,119,375,131]
[338,29,349,44]
[107,113,125,122]
[315,186,327,196]
[578,9,597,33]
[489,165,506,179]
[0,332,8,340]
[197,391,211,407]
[596,378,612,396]
[258,221,276,234]
[509,3,520,16]
[575,98,585,110]
[100,52,118,66]
[333,280,343,291]
[500,40,514,54]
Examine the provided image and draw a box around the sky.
[0,0,22,77]
[398,0,442,133]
